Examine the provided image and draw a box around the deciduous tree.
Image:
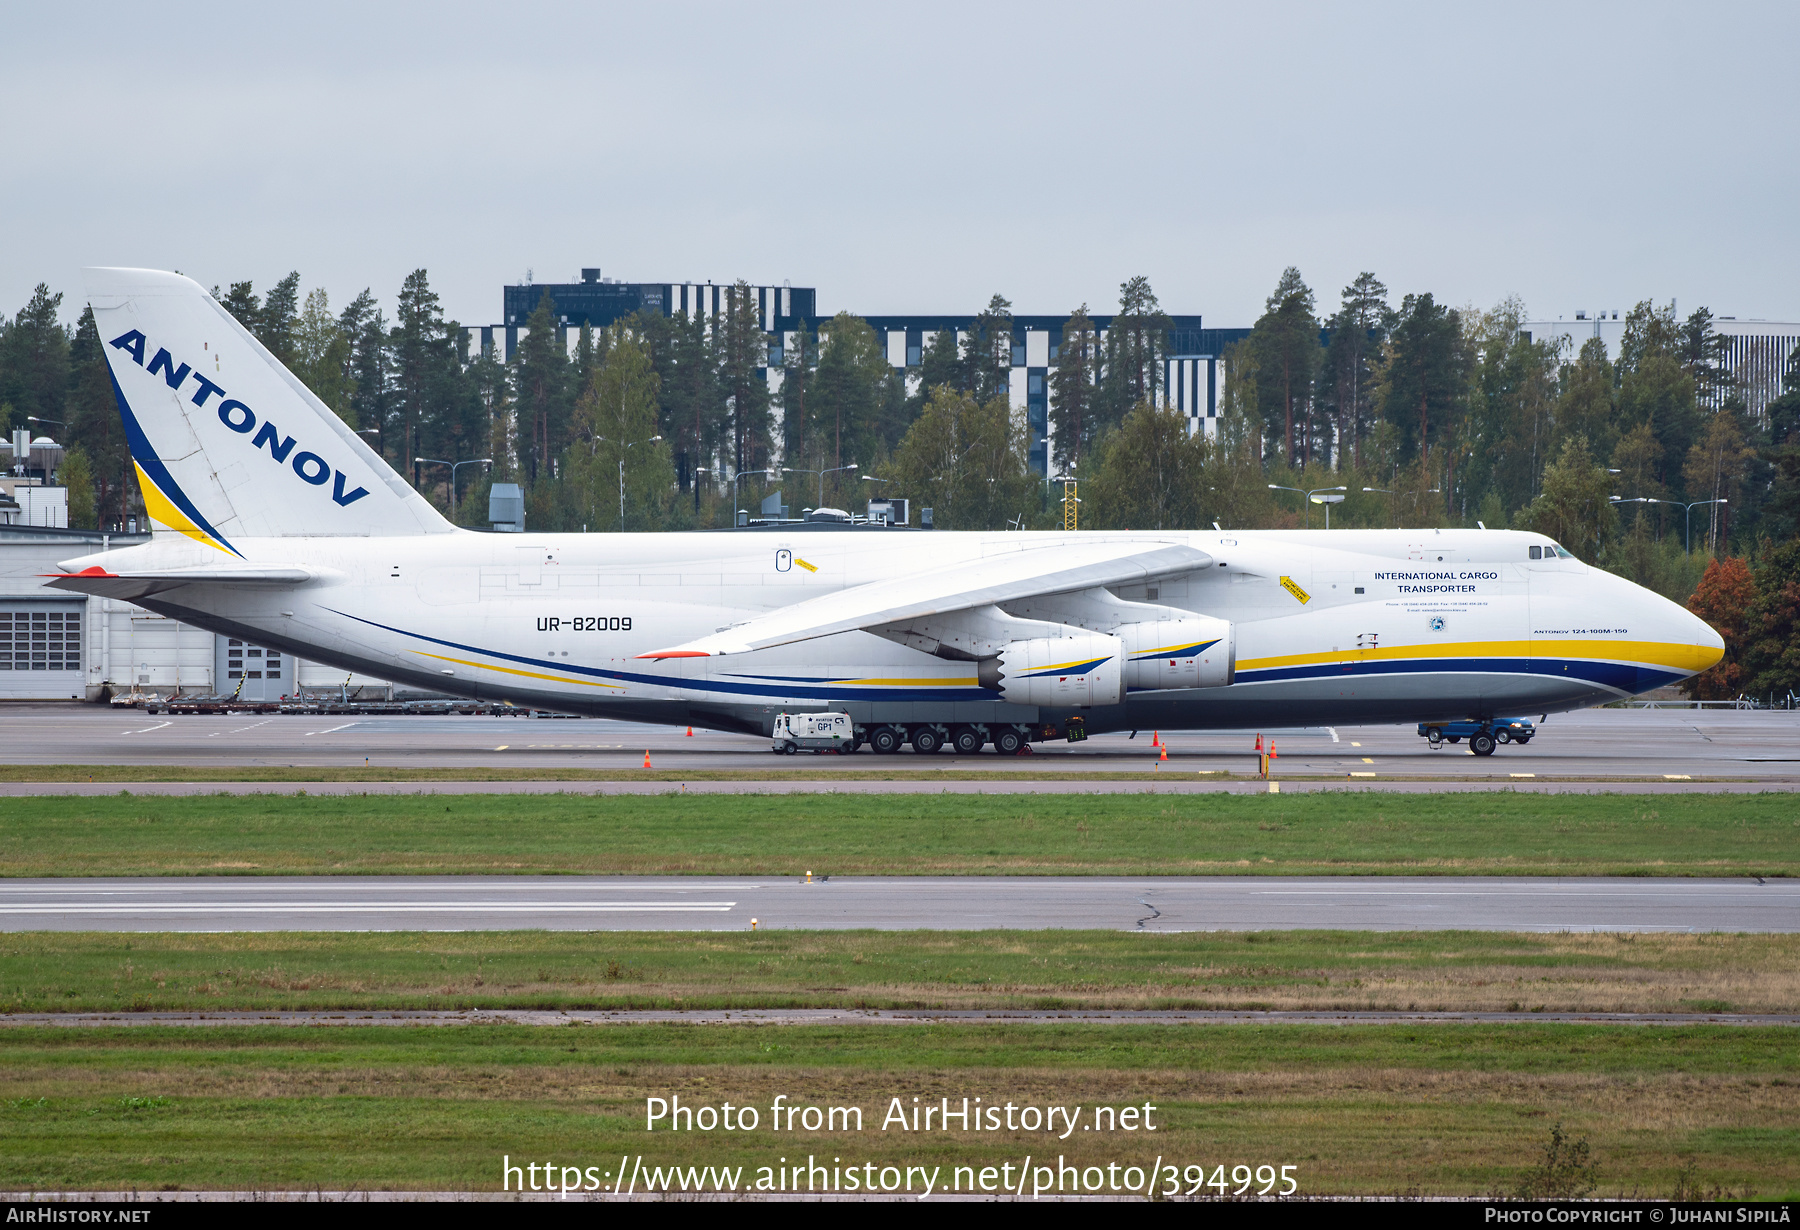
[1514,435,1616,560]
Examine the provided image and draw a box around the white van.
[771,711,854,755]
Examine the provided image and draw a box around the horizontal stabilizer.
[638,540,1211,658]
[44,562,325,601]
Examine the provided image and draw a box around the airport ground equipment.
[770,711,853,755]
[1419,716,1536,756]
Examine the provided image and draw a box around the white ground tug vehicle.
[771,711,854,755]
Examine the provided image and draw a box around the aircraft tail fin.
[83,267,452,553]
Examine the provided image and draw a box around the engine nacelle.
[1115,618,1234,691]
[977,632,1123,707]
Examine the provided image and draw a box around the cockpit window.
[1529,545,1542,560]
[1551,543,1574,559]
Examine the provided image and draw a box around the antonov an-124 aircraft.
[49,268,1724,755]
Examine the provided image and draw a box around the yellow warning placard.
[1279,575,1311,604]
[795,558,819,573]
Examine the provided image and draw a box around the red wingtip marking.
[41,566,119,578]
[635,650,710,660]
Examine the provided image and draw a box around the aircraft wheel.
[868,726,903,755]
[950,725,984,755]
[1470,732,1497,757]
[991,728,1024,756]
[910,726,944,755]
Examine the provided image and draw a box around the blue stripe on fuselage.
[322,608,998,701]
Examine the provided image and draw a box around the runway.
[2,875,1790,932]
[0,706,1795,789]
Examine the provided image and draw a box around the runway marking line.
[494,745,508,751]
[1362,757,1375,763]
[305,723,359,737]
[123,722,170,735]
[1350,772,1376,777]
[0,903,738,914]
[207,719,274,739]
[1511,773,1536,778]
[1665,774,1692,780]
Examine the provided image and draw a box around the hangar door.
[0,601,85,699]
[216,636,289,702]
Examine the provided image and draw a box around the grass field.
[1,792,1795,878]
[2,930,1794,1015]
[0,1023,1792,1196]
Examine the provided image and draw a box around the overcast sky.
[5,1,1796,332]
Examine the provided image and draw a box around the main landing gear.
[860,723,1029,755]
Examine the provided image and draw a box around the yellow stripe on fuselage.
[133,460,234,555]
[1237,638,1721,675]
[414,651,626,689]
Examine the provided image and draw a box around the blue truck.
[1417,716,1536,757]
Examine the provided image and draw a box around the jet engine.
[1114,617,1234,691]
[977,632,1123,707]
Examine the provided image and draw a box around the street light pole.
[1362,486,1440,527]
[1268,485,1347,529]
[596,436,662,529]
[414,457,493,522]
[783,463,860,510]
[1610,496,1728,553]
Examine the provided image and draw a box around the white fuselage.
[63,525,1723,737]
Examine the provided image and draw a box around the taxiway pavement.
[0,706,1795,791]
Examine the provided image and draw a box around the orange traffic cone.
[1152,731,1161,747]
[643,750,653,769]
[686,726,694,737]
[1159,745,1169,762]
[1255,732,1263,752]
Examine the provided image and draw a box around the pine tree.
[216,282,260,333]
[1099,276,1170,431]
[778,317,817,467]
[1247,269,1317,466]
[389,269,455,489]
[64,306,132,528]
[0,283,70,434]
[257,272,301,363]
[959,294,1014,404]
[1383,292,1465,472]
[716,280,772,477]
[339,290,388,449]
[1049,306,1098,472]
[1316,273,1388,470]
[511,291,569,487]
[657,310,718,495]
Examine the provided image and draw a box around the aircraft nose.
[1681,603,1725,674]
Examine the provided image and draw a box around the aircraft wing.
[638,539,1211,658]
[43,563,324,602]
